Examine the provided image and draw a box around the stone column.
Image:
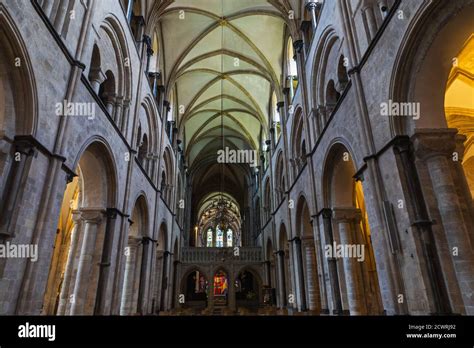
[70,209,103,315]
[264,260,272,287]
[113,96,124,128]
[321,208,343,314]
[121,99,131,136]
[363,5,378,40]
[454,134,474,247]
[41,0,55,18]
[0,139,35,239]
[333,208,367,315]
[120,237,140,315]
[292,237,307,311]
[94,208,118,315]
[88,68,106,95]
[126,0,134,22]
[104,94,115,117]
[303,236,320,313]
[137,237,151,314]
[160,251,170,311]
[413,129,474,313]
[305,1,322,30]
[53,0,69,35]
[154,250,164,314]
[57,210,82,315]
[276,250,287,308]
[228,272,236,312]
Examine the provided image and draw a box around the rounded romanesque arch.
[87,15,132,133]
[322,142,382,315]
[180,266,209,309]
[390,0,474,315]
[0,4,38,223]
[44,140,118,315]
[290,107,306,179]
[235,266,263,310]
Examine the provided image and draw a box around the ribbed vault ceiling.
[152,0,294,223]
[157,0,287,167]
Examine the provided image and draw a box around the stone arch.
[311,27,343,133]
[73,138,118,208]
[290,107,306,178]
[137,96,159,176]
[274,151,286,203]
[161,146,174,205]
[0,4,38,239]
[235,266,263,308]
[212,266,231,306]
[322,142,383,315]
[44,140,118,315]
[180,266,209,309]
[390,0,474,135]
[390,0,474,314]
[312,27,340,107]
[0,5,37,137]
[91,15,132,132]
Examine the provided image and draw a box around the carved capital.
[305,0,322,12]
[79,208,104,224]
[71,210,83,224]
[332,207,361,223]
[412,129,458,161]
[321,208,332,219]
[89,67,106,85]
[455,134,468,161]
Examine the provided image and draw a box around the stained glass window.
[226,229,233,247]
[216,226,224,247]
[214,272,228,296]
[206,228,213,247]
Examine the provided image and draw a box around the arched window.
[149,31,160,73]
[272,92,281,143]
[226,229,233,247]
[202,226,235,248]
[129,0,144,41]
[216,226,224,247]
[206,228,213,247]
[287,37,299,100]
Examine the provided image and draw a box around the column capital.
[128,236,142,247]
[305,0,322,12]
[455,134,468,161]
[412,129,458,161]
[321,208,332,219]
[89,67,106,85]
[71,210,83,223]
[79,208,104,224]
[292,39,304,55]
[114,95,124,106]
[332,207,361,223]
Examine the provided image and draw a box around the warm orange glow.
[445,34,474,198]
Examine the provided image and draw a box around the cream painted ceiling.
[156,0,290,167]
